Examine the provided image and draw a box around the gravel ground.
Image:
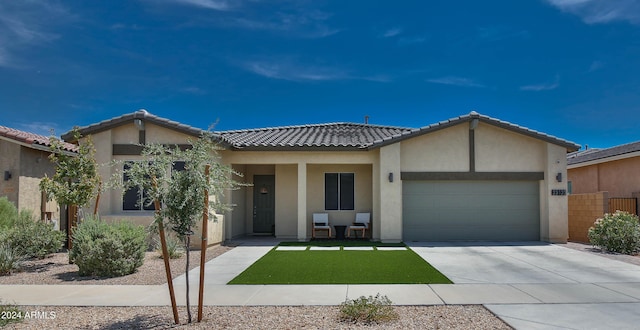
[561,241,640,266]
[0,243,514,329]
[0,245,232,285]
[3,305,512,329]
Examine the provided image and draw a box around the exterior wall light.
[4,171,11,181]
[388,172,394,182]
[556,172,562,183]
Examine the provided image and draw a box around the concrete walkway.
[2,240,640,329]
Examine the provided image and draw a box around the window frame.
[324,172,355,211]
[122,161,155,211]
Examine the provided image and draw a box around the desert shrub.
[4,210,65,259]
[0,243,26,276]
[154,235,184,259]
[71,216,146,277]
[0,197,18,228]
[338,294,398,325]
[0,299,24,326]
[0,206,64,259]
[588,211,640,254]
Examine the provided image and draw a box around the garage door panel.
[402,180,540,241]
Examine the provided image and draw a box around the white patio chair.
[347,213,370,238]
[312,213,332,239]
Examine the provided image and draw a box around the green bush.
[70,216,146,277]
[0,299,24,326]
[0,203,64,259]
[588,211,640,254]
[0,243,26,276]
[338,294,398,325]
[4,210,65,259]
[154,235,184,259]
[0,196,18,228]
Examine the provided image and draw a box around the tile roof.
[62,110,580,152]
[0,125,78,152]
[217,123,413,150]
[61,109,204,142]
[567,141,640,165]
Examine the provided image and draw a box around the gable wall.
[475,123,546,171]
[401,124,468,171]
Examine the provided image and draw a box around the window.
[325,173,354,210]
[567,181,572,194]
[122,162,155,211]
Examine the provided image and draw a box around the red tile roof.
[0,125,78,152]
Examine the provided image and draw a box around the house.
[63,110,579,243]
[566,142,640,242]
[0,125,78,226]
[568,141,640,199]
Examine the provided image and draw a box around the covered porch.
[222,151,383,242]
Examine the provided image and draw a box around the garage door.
[402,180,540,241]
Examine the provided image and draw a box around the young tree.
[40,129,100,249]
[113,132,244,324]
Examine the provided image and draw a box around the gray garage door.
[402,180,540,241]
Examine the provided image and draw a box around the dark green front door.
[253,175,275,234]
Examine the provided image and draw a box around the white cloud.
[156,0,232,11]
[225,9,341,39]
[520,75,560,91]
[546,0,640,25]
[240,58,389,83]
[426,76,485,88]
[242,60,348,82]
[0,2,68,68]
[381,27,402,38]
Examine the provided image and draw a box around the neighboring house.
[63,110,579,243]
[568,141,640,199]
[0,126,78,226]
[566,142,640,242]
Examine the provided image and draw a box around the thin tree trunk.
[186,234,192,323]
[198,164,210,322]
[152,176,179,325]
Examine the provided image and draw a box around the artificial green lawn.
[228,242,452,285]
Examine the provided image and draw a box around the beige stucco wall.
[88,122,198,219]
[541,143,569,243]
[306,164,373,236]
[378,143,402,242]
[275,164,298,239]
[0,140,20,206]
[475,123,546,171]
[401,124,469,171]
[0,140,60,222]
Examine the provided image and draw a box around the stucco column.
[379,143,402,243]
[297,162,307,241]
[542,143,569,243]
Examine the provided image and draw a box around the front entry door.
[253,175,275,234]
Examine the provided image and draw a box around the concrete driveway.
[408,242,640,329]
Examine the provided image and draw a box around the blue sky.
[1,0,640,149]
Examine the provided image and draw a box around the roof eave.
[368,113,580,152]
